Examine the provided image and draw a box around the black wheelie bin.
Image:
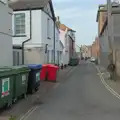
[28,64,42,94]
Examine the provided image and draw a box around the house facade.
[96,4,107,35]
[75,44,81,59]
[0,0,13,66]
[91,37,100,60]
[9,0,60,65]
[59,24,76,65]
[97,3,120,78]
[55,25,64,65]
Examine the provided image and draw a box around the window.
[13,51,20,66]
[14,13,25,35]
[47,18,51,39]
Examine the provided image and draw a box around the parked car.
[90,57,96,62]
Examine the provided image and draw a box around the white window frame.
[14,13,26,36]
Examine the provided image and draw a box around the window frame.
[14,13,26,36]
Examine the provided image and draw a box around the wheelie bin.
[28,64,42,94]
[47,65,59,82]
[40,64,48,81]
[12,66,30,101]
[0,68,14,108]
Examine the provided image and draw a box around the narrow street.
[23,62,120,120]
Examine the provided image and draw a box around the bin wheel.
[13,98,17,103]
[35,87,38,92]
[7,102,12,108]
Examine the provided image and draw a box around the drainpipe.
[53,18,56,64]
[22,9,32,64]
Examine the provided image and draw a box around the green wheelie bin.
[12,66,30,101]
[0,68,14,108]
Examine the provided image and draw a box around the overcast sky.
[53,0,107,46]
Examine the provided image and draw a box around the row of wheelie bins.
[0,65,42,109]
[0,64,59,109]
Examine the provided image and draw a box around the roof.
[98,6,120,36]
[96,2,120,22]
[96,5,107,22]
[59,24,76,32]
[9,0,50,10]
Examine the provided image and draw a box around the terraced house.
[9,0,61,65]
[59,23,76,66]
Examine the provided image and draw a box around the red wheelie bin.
[47,65,59,82]
[40,65,48,81]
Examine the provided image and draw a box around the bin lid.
[1,65,30,73]
[0,66,30,77]
[12,65,28,69]
[47,64,59,69]
[0,68,12,72]
[28,64,42,70]
[0,67,14,77]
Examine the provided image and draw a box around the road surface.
[24,62,120,120]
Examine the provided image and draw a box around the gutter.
[99,19,108,36]
[22,9,32,64]
[68,35,75,56]
[68,35,75,42]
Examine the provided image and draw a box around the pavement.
[97,65,120,95]
[1,62,120,120]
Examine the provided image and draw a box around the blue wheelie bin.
[28,64,42,94]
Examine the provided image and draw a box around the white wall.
[31,10,42,45]
[59,29,69,65]
[41,11,54,50]
[55,26,59,64]
[0,1,13,66]
[41,11,54,63]
[24,48,45,64]
[13,10,43,47]
[12,5,55,64]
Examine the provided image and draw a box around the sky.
[53,0,107,46]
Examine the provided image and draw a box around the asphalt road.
[24,62,120,120]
